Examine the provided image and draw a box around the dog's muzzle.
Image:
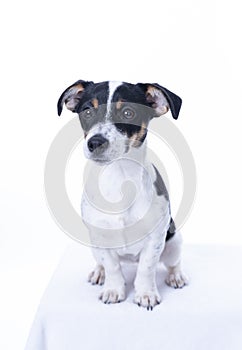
[87,134,109,154]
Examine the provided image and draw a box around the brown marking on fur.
[75,84,85,93]
[116,99,123,110]
[92,98,99,109]
[130,122,147,147]
[146,86,156,98]
[146,86,158,109]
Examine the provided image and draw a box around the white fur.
[106,81,123,120]
[83,149,187,308]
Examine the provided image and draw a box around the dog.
[57,80,188,310]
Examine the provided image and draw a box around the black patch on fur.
[77,81,109,113]
[152,164,169,201]
[166,217,176,242]
[77,82,109,132]
[110,83,155,142]
[114,123,142,138]
[112,83,151,106]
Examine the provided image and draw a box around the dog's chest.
[81,160,158,229]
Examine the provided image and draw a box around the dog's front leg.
[134,233,166,310]
[94,248,126,304]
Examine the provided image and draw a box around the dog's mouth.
[89,157,113,165]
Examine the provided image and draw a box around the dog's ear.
[57,80,94,116]
[137,83,182,120]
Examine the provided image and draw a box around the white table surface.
[25,243,242,350]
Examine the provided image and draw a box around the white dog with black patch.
[58,80,188,310]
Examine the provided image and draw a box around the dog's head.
[57,80,182,164]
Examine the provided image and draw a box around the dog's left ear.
[137,83,182,120]
[57,80,94,116]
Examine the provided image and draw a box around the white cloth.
[25,244,242,350]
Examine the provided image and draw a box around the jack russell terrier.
[57,80,188,310]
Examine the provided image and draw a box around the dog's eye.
[82,108,93,118]
[123,108,135,119]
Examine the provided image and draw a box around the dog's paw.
[99,287,125,304]
[166,271,188,289]
[88,265,105,285]
[134,291,162,310]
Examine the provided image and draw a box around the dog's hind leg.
[161,230,188,288]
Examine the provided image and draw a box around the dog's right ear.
[57,80,94,116]
[136,83,182,120]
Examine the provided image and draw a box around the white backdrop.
[0,1,242,349]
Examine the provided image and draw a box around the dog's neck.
[96,139,149,187]
[90,139,152,206]
[125,139,148,165]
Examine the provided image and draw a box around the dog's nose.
[87,134,109,152]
